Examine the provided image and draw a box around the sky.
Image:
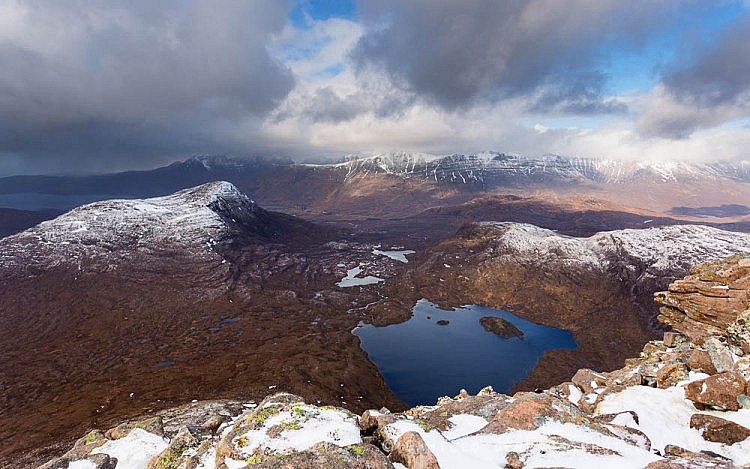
[0,0,749,175]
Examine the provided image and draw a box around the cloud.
[351,0,672,112]
[0,0,293,173]
[638,13,750,138]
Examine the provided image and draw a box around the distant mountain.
[0,156,282,200]
[2,152,749,236]
[335,151,750,185]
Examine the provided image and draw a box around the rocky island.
[479,316,524,339]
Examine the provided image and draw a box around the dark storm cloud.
[529,72,628,115]
[639,15,750,139]
[0,0,293,174]
[352,0,671,112]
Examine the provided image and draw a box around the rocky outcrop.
[656,254,750,344]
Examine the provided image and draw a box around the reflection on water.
[354,299,577,406]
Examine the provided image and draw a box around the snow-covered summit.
[319,151,750,185]
[0,181,260,269]
[480,222,750,284]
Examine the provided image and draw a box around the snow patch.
[597,385,750,463]
[235,405,361,456]
[92,428,169,469]
[67,461,97,469]
[567,384,583,405]
[442,414,488,440]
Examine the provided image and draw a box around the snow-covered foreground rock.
[39,255,750,468]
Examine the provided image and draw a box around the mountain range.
[3,179,750,466]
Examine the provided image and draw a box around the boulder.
[505,451,523,469]
[571,368,608,394]
[686,349,717,375]
[105,416,164,440]
[388,431,440,469]
[703,338,735,373]
[656,363,688,389]
[663,332,686,348]
[252,442,395,469]
[359,409,400,433]
[645,445,734,469]
[200,415,224,433]
[38,453,117,469]
[727,309,750,354]
[685,372,747,411]
[689,413,750,445]
[146,426,198,469]
[59,430,107,460]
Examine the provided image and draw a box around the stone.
[105,416,164,440]
[200,415,224,433]
[388,431,440,469]
[505,451,523,469]
[359,409,399,433]
[646,445,734,469]
[147,426,198,469]
[606,366,643,388]
[663,332,686,347]
[478,392,613,437]
[704,337,735,373]
[686,349,717,375]
[685,371,747,411]
[477,385,495,396]
[638,362,662,387]
[596,411,639,426]
[479,316,524,339]
[39,453,117,469]
[642,342,666,356]
[59,430,107,460]
[250,442,395,469]
[727,310,750,354]
[690,413,750,445]
[571,368,608,394]
[656,363,688,389]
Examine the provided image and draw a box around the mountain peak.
[0,182,263,270]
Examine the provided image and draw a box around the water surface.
[354,299,577,406]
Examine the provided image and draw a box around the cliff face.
[34,253,750,469]
[656,254,750,345]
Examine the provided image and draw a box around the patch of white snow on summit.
[597,385,750,463]
[92,428,168,469]
[234,405,361,455]
[67,461,97,469]
[383,418,658,469]
[441,414,488,440]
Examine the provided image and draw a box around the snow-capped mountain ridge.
[329,151,750,185]
[484,222,750,281]
[0,181,262,269]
